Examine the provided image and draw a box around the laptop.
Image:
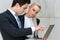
[43,25,54,39]
[25,25,54,40]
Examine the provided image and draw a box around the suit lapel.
[5,10,18,28]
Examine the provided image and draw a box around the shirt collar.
[25,15,32,20]
[8,8,18,16]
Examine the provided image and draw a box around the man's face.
[28,5,40,18]
[16,3,28,15]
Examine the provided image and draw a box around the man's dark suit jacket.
[0,10,33,40]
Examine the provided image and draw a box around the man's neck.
[11,7,16,13]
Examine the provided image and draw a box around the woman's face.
[28,5,40,18]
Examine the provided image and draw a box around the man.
[19,4,43,39]
[0,0,31,40]
[0,0,43,40]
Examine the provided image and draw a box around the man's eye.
[24,8,27,9]
[24,8,26,9]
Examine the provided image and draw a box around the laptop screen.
[43,25,54,38]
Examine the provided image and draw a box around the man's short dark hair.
[12,0,31,7]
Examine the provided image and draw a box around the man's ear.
[15,3,20,7]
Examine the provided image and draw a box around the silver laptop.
[43,25,54,39]
[25,25,54,40]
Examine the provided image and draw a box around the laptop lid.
[43,25,54,38]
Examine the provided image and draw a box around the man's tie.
[15,14,21,28]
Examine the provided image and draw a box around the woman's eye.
[33,9,35,11]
